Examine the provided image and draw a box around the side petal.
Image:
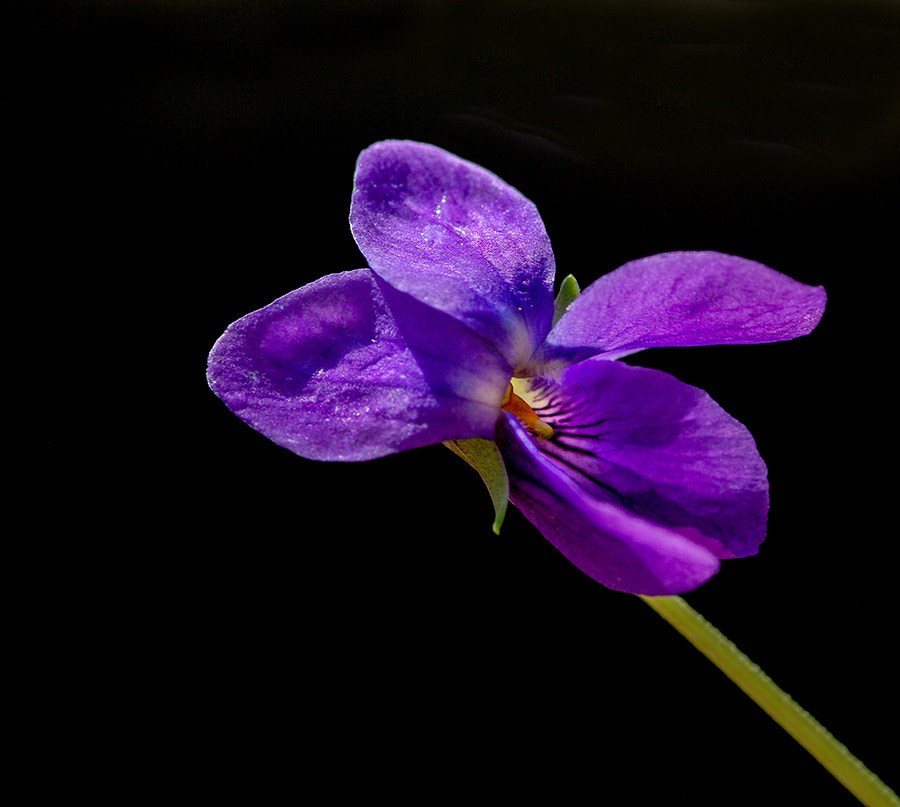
[497,414,721,596]
[517,359,769,559]
[350,140,556,371]
[531,251,826,371]
[207,269,513,461]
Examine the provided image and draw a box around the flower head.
[207,140,826,595]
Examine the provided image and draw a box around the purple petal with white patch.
[208,269,512,461]
[350,140,556,371]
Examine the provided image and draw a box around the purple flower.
[207,140,826,595]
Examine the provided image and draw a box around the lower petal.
[207,269,512,461]
[497,414,721,595]
[518,359,769,559]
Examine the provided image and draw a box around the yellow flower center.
[501,382,554,440]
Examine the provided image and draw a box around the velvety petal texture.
[209,140,827,596]
[497,415,721,595]
[351,140,556,371]
[531,251,827,371]
[208,269,512,461]
[513,359,769,560]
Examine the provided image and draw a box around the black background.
[23,1,898,802]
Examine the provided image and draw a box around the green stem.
[640,595,898,807]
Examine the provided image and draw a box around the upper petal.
[207,269,513,461]
[531,251,826,371]
[497,414,721,596]
[517,359,769,559]
[350,140,556,371]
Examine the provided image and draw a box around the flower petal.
[497,414,721,595]
[532,251,826,370]
[207,269,513,461]
[517,359,769,559]
[350,140,556,371]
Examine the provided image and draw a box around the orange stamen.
[501,384,554,439]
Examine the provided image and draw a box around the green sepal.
[443,438,509,534]
[552,274,581,326]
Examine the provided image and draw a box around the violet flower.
[208,140,825,596]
